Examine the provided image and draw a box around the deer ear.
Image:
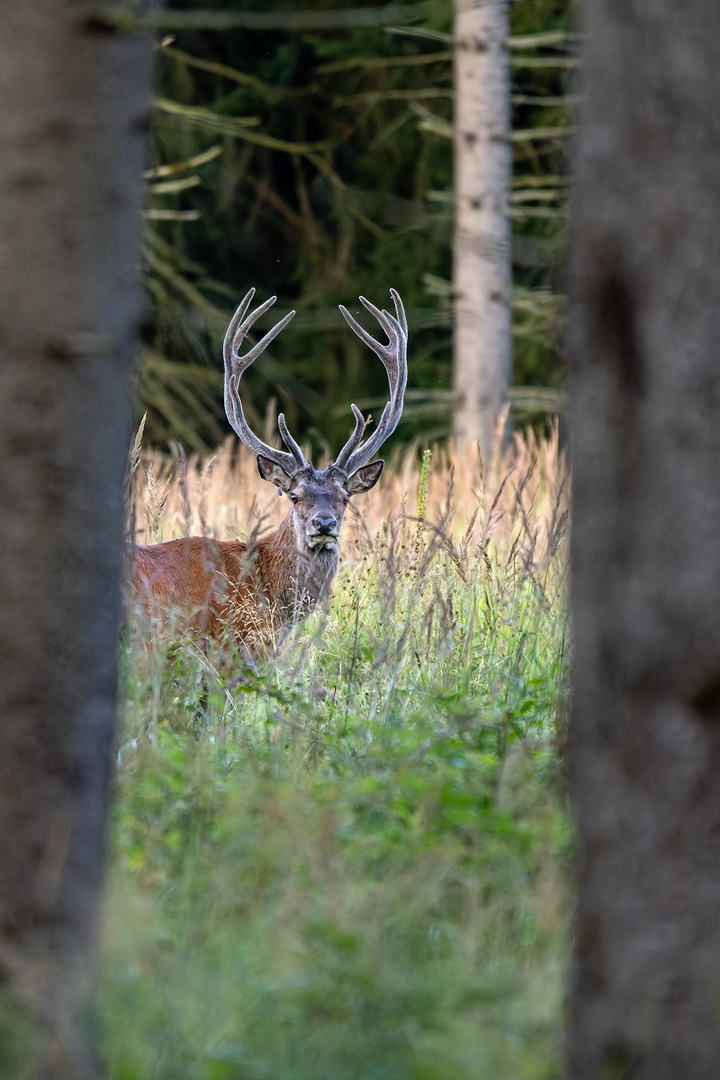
[257,455,294,492]
[345,459,384,495]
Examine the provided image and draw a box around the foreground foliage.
[103,435,571,1079]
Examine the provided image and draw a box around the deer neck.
[258,510,339,619]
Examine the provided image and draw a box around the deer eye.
[289,493,299,503]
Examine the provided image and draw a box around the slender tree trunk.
[452,0,512,465]
[0,3,153,1076]
[569,1,720,1076]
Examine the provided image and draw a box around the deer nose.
[311,514,337,535]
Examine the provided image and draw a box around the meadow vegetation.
[103,426,571,1080]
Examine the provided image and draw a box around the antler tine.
[332,289,408,477]
[223,287,257,350]
[223,291,308,473]
[277,413,308,464]
[389,287,408,338]
[332,403,367,473]
[339,298,398,361]
[225,293,292,374]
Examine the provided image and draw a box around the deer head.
[223,288,408,554]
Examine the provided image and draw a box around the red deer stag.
[133,288,408,655]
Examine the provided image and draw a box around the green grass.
[102,448,571,1080]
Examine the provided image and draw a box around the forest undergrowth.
[103,424,572,1080]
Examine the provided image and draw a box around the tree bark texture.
[452,0,512,464]
[569,2,720,1077]
[0,3,153,1076]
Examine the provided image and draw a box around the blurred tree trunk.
[452,0,512,464]
[569,1,720,1077]
[0,3,153,1076]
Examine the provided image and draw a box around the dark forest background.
[140,0,574,455]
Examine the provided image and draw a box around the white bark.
[452,0,512,464]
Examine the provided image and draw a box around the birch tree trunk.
[569,0,720,1076]
[0,3,153,1076]
[452,0,512,464]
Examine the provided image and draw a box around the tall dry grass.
[107,422,571,1080]
[131,419,567,565]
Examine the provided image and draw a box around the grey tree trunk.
[0,4,153,1076]
[452,0,512,465]
[569,1,720,1077]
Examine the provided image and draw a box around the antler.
[333,289,408,476]
[223,289,309,474]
